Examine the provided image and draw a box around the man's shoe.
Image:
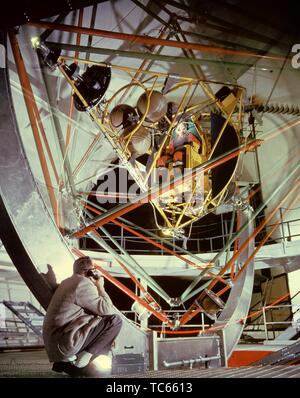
[52,361,83,377]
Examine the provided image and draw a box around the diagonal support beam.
[47,42,289,70]
[9,31,60,225]
[217,187,300,298]
[28,21,286,61]
[180,163,300,303]
[83,208,172,305]
[82,198,214,264]
[84,201,228,285]
[179,176,300,326]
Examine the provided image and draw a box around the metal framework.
[55,54,246,235]
[4,4,300,355]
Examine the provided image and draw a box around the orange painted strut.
[232,188,300,284]
[198,292,290,336]
[149,292,291,335]
[115,258,161,310]
[179,180,300,326]
[71,247,173,327]
[32,106,60,186]
[65,9,83,150]
[92,230,160,306]
[9,31,61,227]
[28,21,286,61]
[74,139,262,238]
[216,187,300,299]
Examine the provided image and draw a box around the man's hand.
[89,275,105,295]
[94,275,105,289]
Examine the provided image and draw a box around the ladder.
[2,301,44,339]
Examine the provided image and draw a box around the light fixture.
[73,65,111,111]
[30,36,41,49]
[195,289,225,321]
[31,36,61,71]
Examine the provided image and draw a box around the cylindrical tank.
[137,90,167,123]
[122,124,151,156]
[109,104,138,129]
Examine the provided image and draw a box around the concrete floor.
[0,349,299,378]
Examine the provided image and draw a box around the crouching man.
[42,256,122,377]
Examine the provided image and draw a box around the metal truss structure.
[1,1,300,369]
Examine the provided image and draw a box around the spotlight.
[73,65,111,111]
[31,37,61,71]
[195,289,225,321]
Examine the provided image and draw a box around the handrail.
[243,301,300,341]
[82,214,300,255]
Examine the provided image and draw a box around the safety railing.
[262,304,300,341]
[0,301,43,348]
[121,309,211,338]
[82,215,300,255]
[243,303,300,342]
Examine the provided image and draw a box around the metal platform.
[0,350,299,378]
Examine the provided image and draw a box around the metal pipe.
[160,0,286,49]
[73,139,262,238]
[32,106,60,186]
[117,25,171,104]
[180,167,300,303]
[46,42,289,71]
[232,187,300,284]
[29,21,285,61]
[226,210,236,263]
[132,0,206,85]
[130,0,170,27]
[65,8,83,149]
[152,0,271,55]
[163,355,220,368]
[9,32,60,225]
[217,188,300,299]
[85,3,98,63]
